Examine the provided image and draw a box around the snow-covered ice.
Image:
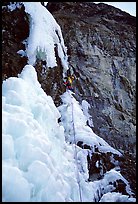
[23,2,69,75]
[2,65,135,202]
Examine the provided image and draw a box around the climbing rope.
[71,100,83,202]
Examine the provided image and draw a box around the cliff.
[2,2,136,195]
[47,2,136,156]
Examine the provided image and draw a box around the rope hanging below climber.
[71,100,83,202]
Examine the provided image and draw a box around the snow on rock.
[17,49,27,57]
[99,192,136,202]
[23,2,68,74]
[58,91,122,156]
[82,99,94,127]
[6,2,22,11]
[44,2,48,7]
[100,169,134,197]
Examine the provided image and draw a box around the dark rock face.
[35,59,66,107]
[47,2,136,155]
[2,3,29,80]
[47,2,136,195]
[77,141,136,196]
[2,2,136,196]
[2,2,66,106]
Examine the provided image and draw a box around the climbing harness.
[71,100,83,202]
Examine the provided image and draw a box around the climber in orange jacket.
[64,75,75,92]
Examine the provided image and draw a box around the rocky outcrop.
[2,3,29,80]
[77,141,136,196]
[47,2,136,156]
[2,3,66,106]
[47,2,136,195]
